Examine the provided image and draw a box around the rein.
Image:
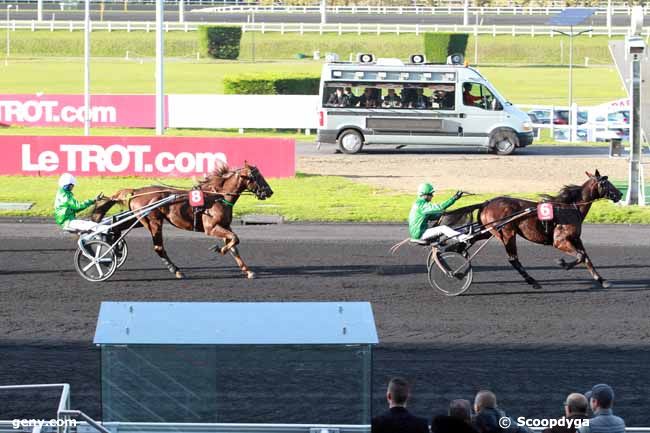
[537,197,604,207]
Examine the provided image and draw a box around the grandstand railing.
[0,384,70,433]
[0,20,646,36]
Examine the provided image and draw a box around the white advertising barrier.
[168,95,320,129]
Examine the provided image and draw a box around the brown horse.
[442,170,622,289]
[91,162,273,279]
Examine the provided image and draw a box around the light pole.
[83,0,90,136]
[5,5,12,66]
[553,27,592,142]
[155,0,164,135]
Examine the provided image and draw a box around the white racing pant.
[421,225,462,241]
[63,219,107,233]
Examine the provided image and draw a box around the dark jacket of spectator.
[542,415,590,433]
[432,414,479,433]
[473,407,532,433]
[578,409,625,433]
[372,407,429,433]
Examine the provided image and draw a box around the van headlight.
[522,121,533,132]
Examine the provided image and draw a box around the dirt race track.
[1,223,650,424]
[297,151,632,194]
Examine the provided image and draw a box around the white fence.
[168,94,320,129]
[165,94,629,143]
[197,4,648,15]
[0,20,646,36]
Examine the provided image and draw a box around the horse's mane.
[198,162,233,186]
[539,184,585,204]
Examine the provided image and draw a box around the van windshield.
[322,82,456,110]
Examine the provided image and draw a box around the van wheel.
[338,129,364,154]
[490,129,518,155]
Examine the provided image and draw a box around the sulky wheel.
[74,239,118,282]
[115,239,128,269]
[427,251,473,296]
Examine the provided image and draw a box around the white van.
[316,56,533,155]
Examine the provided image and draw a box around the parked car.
[594,128,629,142]
[554,110,588,125]
[608,111,630,124]
[527,109,551,124]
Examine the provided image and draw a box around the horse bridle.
[592,175,620,201]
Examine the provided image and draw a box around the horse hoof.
[175,271,185,279]
[600,280,612,289]
[532,282,542,290]
[246,271,256,279]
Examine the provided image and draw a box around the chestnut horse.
[91,162,273,279]
[441,170,622,289]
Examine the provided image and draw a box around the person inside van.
[462,83,482,107]
[412,88,430,109]
[401,88,415,107]
[327,87,345,107]
[359,88,378,108]
[433,90,455,110]
[383,88,402,108]
[343,87,359,107]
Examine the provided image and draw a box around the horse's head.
[90,195,115,222]
[239,162,273,200]
[586,169,622,203]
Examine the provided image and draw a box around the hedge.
[423,33,469,63]
[198,25,242,60]
[223,74,320,95]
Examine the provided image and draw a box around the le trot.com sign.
[0,136,295,178]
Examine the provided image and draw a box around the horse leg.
[206,225,255,279]
[554,238,609,288]
[148,218,184,279]
[501,231,542,290]
[229,246,255,279]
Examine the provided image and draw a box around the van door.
[459,82,504,145]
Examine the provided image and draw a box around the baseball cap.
[585,384,614,407]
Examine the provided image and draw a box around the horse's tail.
[90,188,134,222]
[389,238,411,255]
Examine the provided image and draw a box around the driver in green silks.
[408,183,465,242]
[54,173,103,232]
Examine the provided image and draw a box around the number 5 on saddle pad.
[189,189,205,207]
[537,202,554,221]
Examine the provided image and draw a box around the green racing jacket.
[408,195,459,239]
[53,187,94,227]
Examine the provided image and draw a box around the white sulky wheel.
[427,251,473,296]
[74,239,118,282]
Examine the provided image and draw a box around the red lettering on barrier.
[0,136,295,178]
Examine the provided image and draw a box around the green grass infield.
[1,174,649,224]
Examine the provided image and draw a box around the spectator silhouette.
[578,384,625,433]
[542,393,589,433]
[432,399,479,433]
[371,377,429,433]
